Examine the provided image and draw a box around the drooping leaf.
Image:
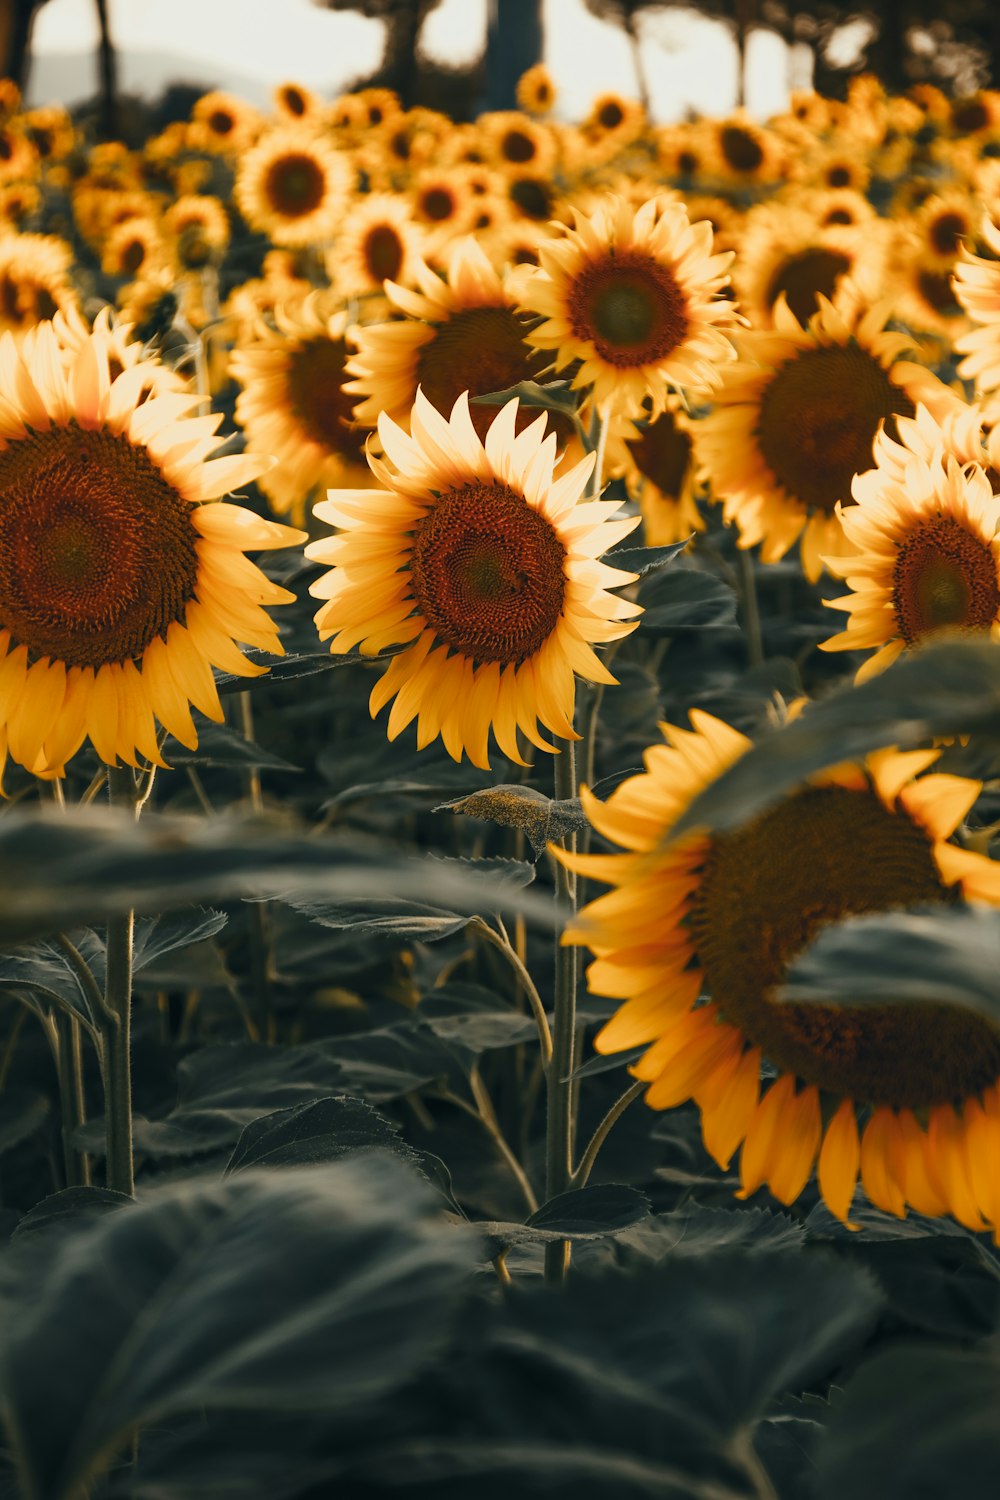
[0,1156,477,1500]
[606,541,691,577]
[780,903,1000,1021]
[673,637,1000,839]
[160,721,302,771]
[481,1185,651,1251]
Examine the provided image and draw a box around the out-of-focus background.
[3,0,998,141]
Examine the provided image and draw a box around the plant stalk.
[738,547,764,669]
[103,766,137,1196]
[545,737,579,1283]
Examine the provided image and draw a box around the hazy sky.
[29,0,801,121]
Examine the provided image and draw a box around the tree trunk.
[94,0,117,139]
[623,7,650,114]
[486,0,543,111]
[0,0,46,93]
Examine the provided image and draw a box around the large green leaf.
[224,1095,422,1175]
[815,1345,1000,1500]
[673,637,1000,838]
[0,1155,477,1500]
[780,904,1000,1020]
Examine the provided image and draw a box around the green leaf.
[214,644,407,692]
[481,1185,651,1251]
[0,807,555,944]
[160,721,302,771]
[567,1047,645,1081]
[615,1205,805,1265]
[815,1345,1000,1500]
[11,1187,132,1242]
[470,379,581,417]
[638,568,738,635]
[673,637,1000,838]
[224,1095,422,1175]
[607,541,691,577]
[436,785,588,856]
[0,1156,477,1500]
[283,860,535,941]
[780,904,1000,1020]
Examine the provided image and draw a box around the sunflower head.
[0,319,304,782]
[235,127,351,248]
[307,391,641,769]
[562,710,1000,1234]
[513,194,740,416]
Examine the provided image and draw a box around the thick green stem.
[103,766,136,1197]
[738,547,764,669]
[54,1010,90,1188]
[545,738,579,1283]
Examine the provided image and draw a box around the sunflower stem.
[571,1079,645,1189]
[545,737,579,1284]
[588,409,609,500]
[54,1008,90,1188]
[103,765,137,1198]
[235,689,275,1042]
[738,546,764,669]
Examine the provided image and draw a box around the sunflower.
[0,318,303,783]
[914,191,977,269]
[0,180,40,230]
[482,112,558,178]
[655,123,709,182]
[580,93,646,159]
[516,63,556,117]
[190,90,260,154]
[609,396,704,546]
[408,167,478,250]
[562,711,1000,1235]
[331,192,424,297]
[794,146,871,195]
[0,234,78,337]
[821,453,1000,681]
[807,188,878,231]
[231,293,369,524]
[272,81,322,125]
[890,229,970,340]
[307,391,641,768]
[732,202,889,329]
[22,105,76,165]
[0,122,37,183]
[954,213,1000,395]
[346,236,555,441]
[101,215,166,281]
[235,127,350,248]
[163,194,230,271]
[513,194,739,416]
[505,171,559,224]
[705,112,786,185]
[695,297,958,581]
[950,90,1000,137]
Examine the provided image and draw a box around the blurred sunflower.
[235,127,350,248]
[706,113,786,184]
[950,90,1000,137]
[0,234,78,336]
[821,433,1000,679]
[581,93,646,159]
[914,191,977,269]
[513,194,739,415]
[609,396,703,546]
[272,80,323,125]
[163,195,230,272]
[482,111,557,177]
[0,319,303,782]
[954,213,1000,394]
[231,294,369,524]
[733,202,889,328]
[307,391,640,768]
[409,167,478,250]
[0,181,40,231]
[101,215,166,281]
[347,236,554,440]
[696,297,955,580]
[0,122,37,182]
[562,711,1000,1234]
[516,63,556,117]
[331,192,424,297]
[190,90,260,154]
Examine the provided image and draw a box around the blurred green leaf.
[225,1095,422,1175]
[481,1185,650,1251]
[815,1345,1000,1500]
[160,722,301,772]
[0,1156,477,1500]
[674,638,1000,839]
[638,569,738,635]
[11,1187,132,1242]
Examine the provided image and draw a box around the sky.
[28,0,804,121]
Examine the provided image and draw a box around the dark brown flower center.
[415,305,550,440]
[765,247,853,325]
[953,97,989,133]
[509,175,552,221]
[569,250,690,368]
[720,124,764,173]
[501,128,537,164]
[208,110,234,136]
[282,87,307,117]
[363,223,404,282]
[627,408,692,497]
[287,337,366,460]
[929,211,967,257]
[917,268,962,314]
[689,784,1000,1108]
[408,481,566,664]
[420,186,456,222]
[892,515,1000,645]
[119,237,146,276]
[0,426,199,669]
[826,164,852,188]
[756,343,914,515]
[264,152,325,218]
[598,101,624,129]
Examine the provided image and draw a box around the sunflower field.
[2,56,1000,1498]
